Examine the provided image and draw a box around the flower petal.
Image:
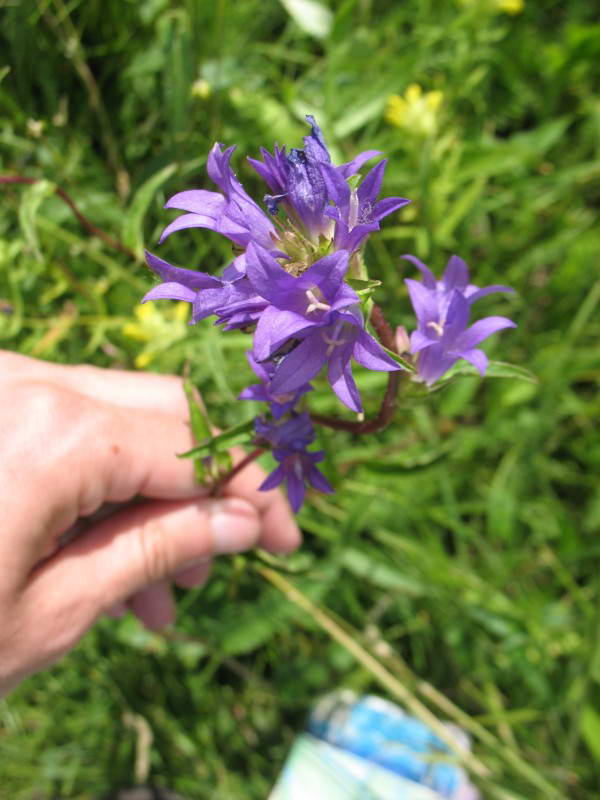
[286,469,306,513]
[401,255,437,289]
[144,250,221,289]
[328,345,362,412]
[417,344,457,386]
[442,255,469,291]
[307,463,334,494]
[158,213,218,244]
[270,335,327,394]
[297,250,350,301]
[459,348,488,376]
[259,464,287,492]
[246,243,296,306]
[357,159,387,206]
[338,150,381,179]
[253,306,311,361]
[453,316,516,351]
[165,189,225,217]
[466,285,515,303]
[142,282,196,304]
[353,329,402,371]
[405,278,440,326]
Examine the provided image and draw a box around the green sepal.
[346,278,382,297]
[381,345,416,372]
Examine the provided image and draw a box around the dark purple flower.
[239,352,312,419]
[322,159,410,252]
[269,309,402,413]
[248,115,381,239]
[404,255,516,386]
[143,250,267,328]
[245,243,358,361]
[159,143,281,254]
[255,413,333,511]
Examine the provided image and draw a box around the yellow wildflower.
[497,0,524,13]
[122,301,189,368]
[385,84,443,137]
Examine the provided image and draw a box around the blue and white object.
[269,691,480,800]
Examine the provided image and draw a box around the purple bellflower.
[404,255,516,386]
[248,115,381,240]
[245,243,359,361]
[239,351,312,419]
[159,143,282,255]
[269,308,402,413]
[255,413,333,512]
[322,160,410,252]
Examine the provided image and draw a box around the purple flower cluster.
[143,116,407,415]
[403,254,516,385]
[141,117,516,511]
[254,413,333,512]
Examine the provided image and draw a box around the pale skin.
[0,351,301,697]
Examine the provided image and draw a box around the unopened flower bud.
[395,325,410,354]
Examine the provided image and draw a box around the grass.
[0,0,599,797]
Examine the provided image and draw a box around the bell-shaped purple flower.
[405,255,516,386]
[245,243,358,361]
[239,352,312,419]
[255,412,333,511]
[322,159,410,252]
[159,143,281,254]
[143,250,267,328]
[268,309,402,413]
[248,115,381,239]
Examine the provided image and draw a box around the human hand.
[0,351,301,696]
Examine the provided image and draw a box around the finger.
[128,581,176,630]
[23,496,262,652]
[173,559,212,589]
[106,602,128,618]
[0,351,189,417]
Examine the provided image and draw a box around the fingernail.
[210,498,260,554]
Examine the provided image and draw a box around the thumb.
[23,496,261,663]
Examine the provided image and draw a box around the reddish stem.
[211,448,264,496]
[370,303,397,351]
[0,174,138,261]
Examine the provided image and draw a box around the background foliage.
[0,1,599,798]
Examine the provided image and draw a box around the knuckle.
[136,515,175,584]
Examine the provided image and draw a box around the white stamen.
[323,331,347,356]
[427,320,445,337]
[348,189,359,230]
[293,457,304,480]
[305,288,331,314]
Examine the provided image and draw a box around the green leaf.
[178,419,256,459]
[581,706,600,762]
[122,163,177,259]
[444,360,538,383]
[279,0,333,38]
[361,446,449,475]
[182,378,213,483]
[18,179,55,260]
